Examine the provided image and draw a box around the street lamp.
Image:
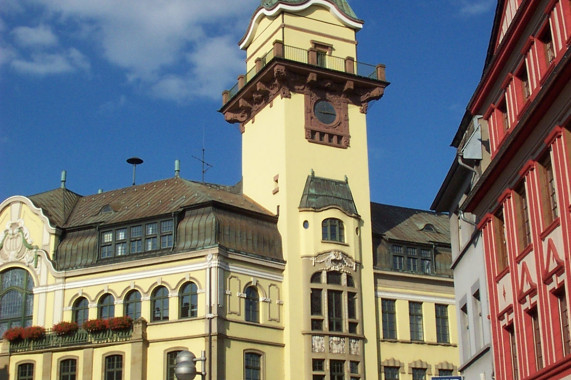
[175,350,206,380]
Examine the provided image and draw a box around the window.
[322,218,344,242]
[245,286,259,323]
[244,352,261,380]
[151,286,169,322]
[124,290,141,320]
[328,290,343,332]
[392,255,404,270]
[384,366,399,380]
[166,351,181,380]
[494,208,508,272]
[507,325,519,379]
[312,359,325,380]
[412,368,426,380]
[98,294,115,319]
[180,282,198,318]
[439,369,453,376]
[556,289,571,356]
[381,299,397,339]
[0,268,34,336]
[460,304,471,360]
[72,297,89,326]
[17,363,34,380]
[310,270,357,334]
[409,302,423,341]
[330,360,344,380]
[538,153,558,226]
[60,358,77,380]
[104,355,122,380]
[515,183,531,249]
[530,308,543,370]
[539,25,555,65]
[473,290,484,349]
[99,219,174,258]
[516,63,530,100]
[392,245,432,274]
[435,304,449,343]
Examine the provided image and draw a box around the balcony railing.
[9,328,133,353]
[223,41,386,103]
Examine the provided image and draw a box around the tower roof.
[260,0,359,20]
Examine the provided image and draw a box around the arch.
[179,281,198,319]
[72,297,89,326]
[173,276,203,293]
[15,361,35,380]
[118,284,146,300]
[245,286,260,323]
[144,280,174,296]
[68,292,94,308]
[92,288,120,303]
[151,286,170,322]
[57,356,79,380]
[124,290,142,320]
[408,359,432,375]
[380,358,405,374]
[0,267,34,336]
[243,281,267,299]
[97,293,115,319]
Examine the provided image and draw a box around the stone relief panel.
[312,336,325,353]
[329,336,345,354]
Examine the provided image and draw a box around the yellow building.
[0,1,458,379]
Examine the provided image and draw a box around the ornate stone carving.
[312,335,325,353]
[329,336,345,354]
[349,338,360,355]
[313,250,356,272]
[0,219,40,270]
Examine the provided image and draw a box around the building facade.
[434,0,571,379]
[0,1,459,379]
[371,203,459,380]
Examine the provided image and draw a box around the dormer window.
[322,218,344,243]
[99,218,174,259]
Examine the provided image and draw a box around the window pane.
[145,237,157,251]
[330,360,344,380]
[161,235,173,249]
[116,228,126,240]
[60,359,77,380]
[102,231,113,243]
[409,302,424,341]
[131,225,142,238]
[0,269,34,337]
[104,355,123,380]
[382,299,397,339]
[17,363,34,380]
[245,287,259,323]
[328,290,343,332]
[311,289,322,316]
[73,297,89,326]
[151,287,169,321]
[327,271,342,285]
[125,291,141,320]
[116,242,127,256]
[161,220,174,233]
[180,283,198,318]
[166,351,181,380]
[245,353,261,380]
[412,368,426,380]
[436,304,450,343]
[98,294,115,319]
[130,240,142,254]
[146,223,157,235]
[384,366,399,380]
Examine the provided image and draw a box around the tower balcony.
[220,40,388,131]
[222,40,387,105]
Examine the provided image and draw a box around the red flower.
[108,316,133,331]
[82,319,109,333]
[52,321,79,336]
[21,326,46,340]
[3,327,24,342]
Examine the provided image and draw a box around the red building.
[449,0,570,379]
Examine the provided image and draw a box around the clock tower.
[221,0,388,378]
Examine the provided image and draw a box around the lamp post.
[175,350,206,380]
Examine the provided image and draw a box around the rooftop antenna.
[126,157,143,186]
[192,127,213,183]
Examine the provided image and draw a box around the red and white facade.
[462,0,571,379]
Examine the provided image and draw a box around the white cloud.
[3,0,256,100]
[12,24,58,47]
[457,0,495,16]
[11,48,90,75]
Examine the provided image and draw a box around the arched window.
[124,290,141,320]
[179,282,198,319]
[322,218,344,242]
[72,297,89,326]
[98,294,115,319]
[0,268,34,336]
[245,286,259,323]
[17,363,34,380]
[104,355,123,380]
[152,286,169,322]
[60,358,77,380]
[244,352,262,380]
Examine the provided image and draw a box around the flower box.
[108,316,133,331]
[52,321,79,336]
[3,327,24,342]
[21,326,45,340]
[82,319,109,333]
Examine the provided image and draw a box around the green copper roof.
[299,174,358,216]
[261,0,359,20]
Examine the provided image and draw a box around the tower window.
[124,290,141,320]
[322,218,345,243]
[72,297,89,326]
[98,293,115,319]
[245,286,259,323]
[179,282,198,318]
[151,286,169,322]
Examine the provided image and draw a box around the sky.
[0,0,497,210]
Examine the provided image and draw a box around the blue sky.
[0,0,496,210]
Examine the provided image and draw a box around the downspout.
[207,255,213,380]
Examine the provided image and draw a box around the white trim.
[240,0,362,49]
[33,260,283,294]
[376,291,455,305]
